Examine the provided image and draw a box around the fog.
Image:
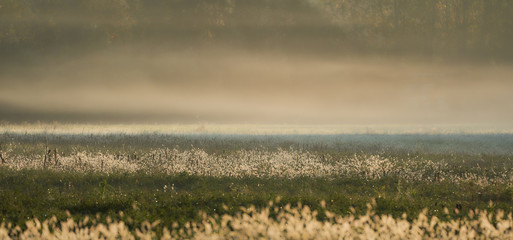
[1,0,512,125]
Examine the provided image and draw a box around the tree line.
[0,0,511,60]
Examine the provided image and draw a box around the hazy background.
[1,0,512,125]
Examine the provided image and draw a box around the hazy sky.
[1,48,512,125]
[1,0,512,125]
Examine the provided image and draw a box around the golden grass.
[1,202,512,239]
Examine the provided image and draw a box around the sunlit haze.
[1,0,512,126]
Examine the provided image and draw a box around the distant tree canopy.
[0,0,512,61]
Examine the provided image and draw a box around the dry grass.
[1,201,512,239]
[1,147,511,186]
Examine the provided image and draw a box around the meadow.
[1,124,513,239]
[2,0,512,238]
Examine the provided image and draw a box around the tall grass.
[1,146,512,186]
[1,201,512,239]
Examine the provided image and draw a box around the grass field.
[1,124,513,238]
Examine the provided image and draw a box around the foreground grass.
[1,168,512,232]
[1,130,512,238]
[3,202,513,239]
